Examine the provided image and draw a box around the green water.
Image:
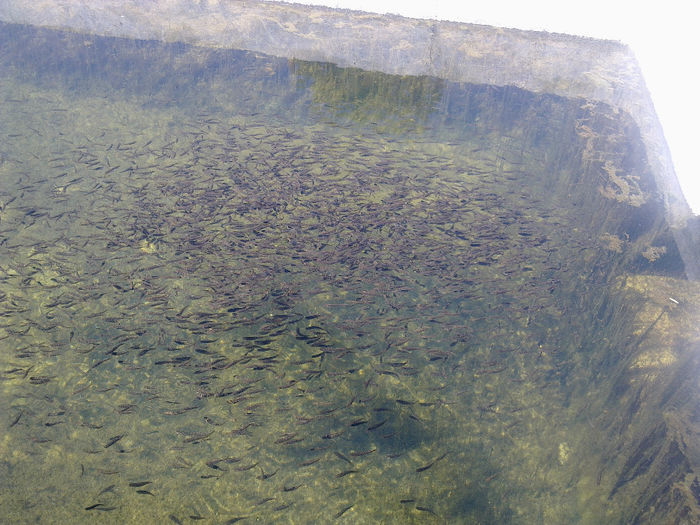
[0,23,695,524]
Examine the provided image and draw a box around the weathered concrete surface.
[0,1,650,104]
[0,0,695,278]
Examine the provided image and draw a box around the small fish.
[9,411,23,428]
[183,430,214,443]
[206,460,227,471]
[234,462,258,472]
[334,504,353,519]
[322,429,345,440]
[128,481,152,487]
[299,457,321,467]
[104,434,126,448]
[258,467,278,480]
[416,452,448,473]
[274,432,299,444]
[415,462,434,473]
[367,419,387,431]
[85,503,116,511]
[349,448,376,457]
[334,451,352,464]
[97,484,116,496]
[224,517,248,524]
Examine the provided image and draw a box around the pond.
[1,20,699,524]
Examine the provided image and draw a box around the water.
[0,22,697,524]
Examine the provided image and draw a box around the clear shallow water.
[0,22,695,524]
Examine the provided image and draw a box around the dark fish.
[9,411,23,428]
[225,517,248,524]
[97,484,116,496]
[322,429,345,440]
[104,434,126,448]
[206,460,227,471]
[257,467,278,480]
[416,452,448,473]
[415,462,435,473]
[334,504,353,519]
[298,457,321,467]
[334,451,352,464]
[29,376,53,384]
[274,432,299,444]
[128,481,152,487]
[234,462,258,472]
[367,419,387,431]
[85,503,116,511]
[89,357,112,370]
[183,430,214,443]
[349,448,376,457]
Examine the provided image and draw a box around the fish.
[334,504,353,519]
[128,481,152,487]
[104,434,126,448]
[416,452,448,472]
[298,457,321,467]
[224,517,249,524]
[349,448,376,457]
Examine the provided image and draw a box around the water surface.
[0,22,692,524]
